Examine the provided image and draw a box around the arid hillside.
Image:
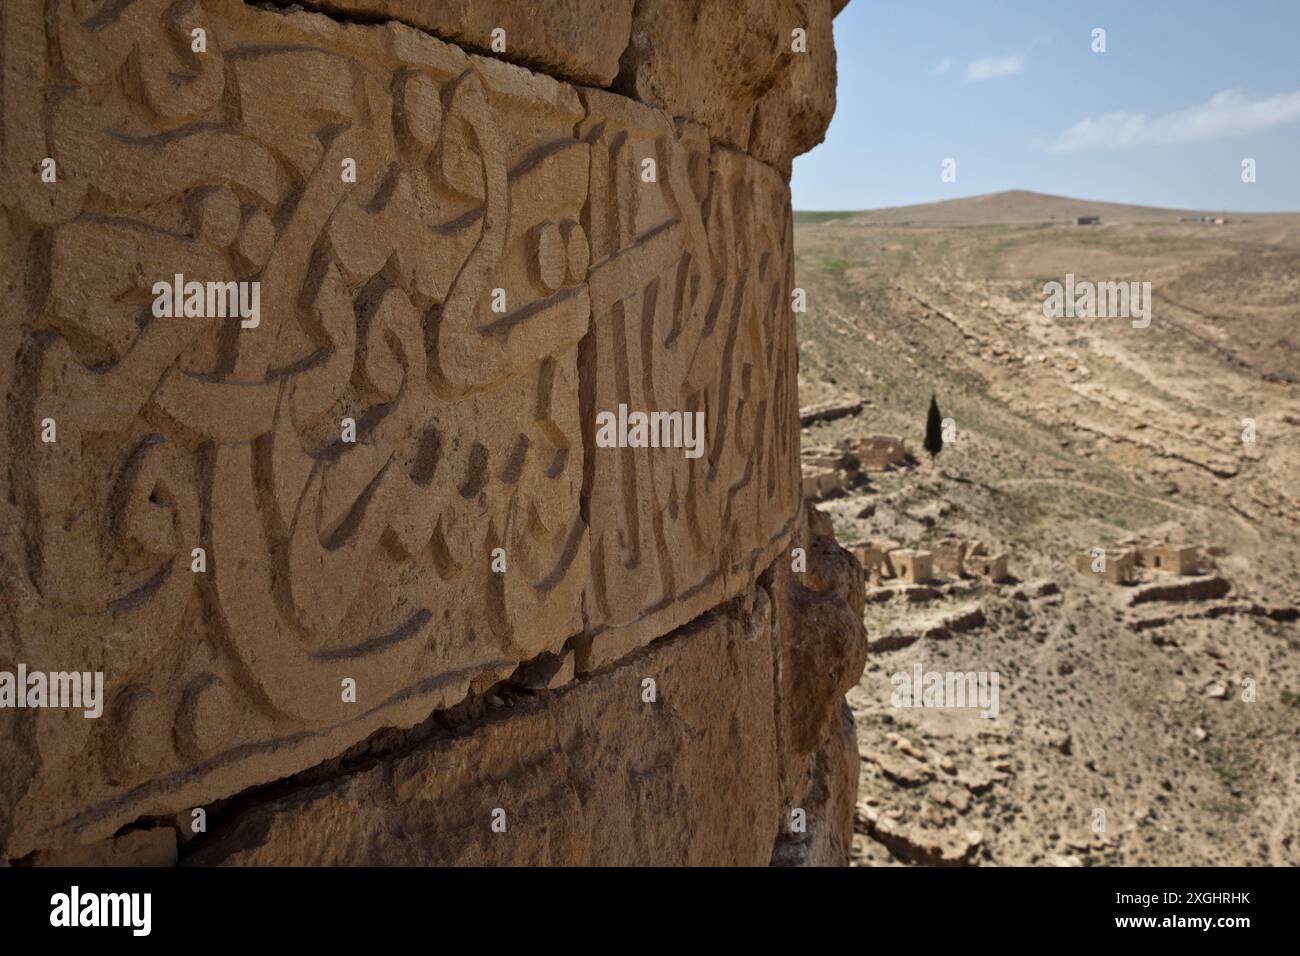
[807,189,1261,226]
[811,188,1300,230]
[794,191,1300,866]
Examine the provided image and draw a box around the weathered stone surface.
[186,588,780,866]
[616,0,846,172]
[772,701,858,866]
[0,0,807,860]
[767,502,868,865]
[295,0,636,86]
[183,501,868,867]
[0,0,860,865]
[773,503,868,757]
[296,0,845,172]
[576,87,801,670]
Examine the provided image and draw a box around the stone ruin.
[0,0,865,865]
[854,537,1010,587]
[1133,545,1201,576]
[1073,548,1136,584]
[966,551,1010,582]
[843,435,911,472]
[1073,541,1215,585]
[800,433,912,499]
[930,537,1010,582]
[888,549,933,586]
[801,445,856,499]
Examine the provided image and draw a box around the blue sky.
[791,0,1300,212]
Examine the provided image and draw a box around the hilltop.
[795,189,1300,227]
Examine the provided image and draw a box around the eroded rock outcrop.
[0,0,855,865]
[769,504,869,865]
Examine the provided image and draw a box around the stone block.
[295,0,636,86]
[0,0,800,859]
[614,0,845,172]
[186,587,781,866]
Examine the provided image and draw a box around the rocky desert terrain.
[794,191,1300,866]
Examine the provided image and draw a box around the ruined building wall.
[0,0,863,865]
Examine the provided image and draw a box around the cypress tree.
[923,394,944,462]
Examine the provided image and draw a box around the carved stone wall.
[0,0,857,866]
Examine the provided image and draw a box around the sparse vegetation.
[803,194,1300,867]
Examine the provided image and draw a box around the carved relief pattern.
[581,91,799,643]
[0,0,797,854]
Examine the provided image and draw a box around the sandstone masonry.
[0,0,857,864]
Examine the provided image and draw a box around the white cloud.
[1050,88,1300,152]
[934,58,951,75]
[966,53,1024,82]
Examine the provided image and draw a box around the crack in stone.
[169,580,775,864]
